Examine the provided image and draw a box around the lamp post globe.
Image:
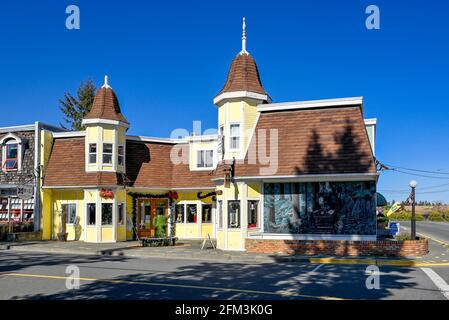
[409,180,417,188]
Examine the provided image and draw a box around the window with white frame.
[62,203,77,224]
[118,145,125,166]
[102,203,113,225]
[197,150,214,168]
[103,143,113,164]
[229,124,240,150]
[88,143,97,164]
[1,134,22,172]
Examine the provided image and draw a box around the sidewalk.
[1,238,449,267]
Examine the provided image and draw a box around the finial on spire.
[102,75,111,89]
[240,17,248,55]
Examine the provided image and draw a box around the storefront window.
[228,200,240,229]
[186,204,197,223]
[101,203,113,225]
[202,204,212,223]
[263,182,376,235]
[87,203,96,225]
[175,204,185,223]
[247,200,258,228]
[62,203,77,224]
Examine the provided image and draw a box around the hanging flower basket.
[168,191,178,200]
[100,189,114,200]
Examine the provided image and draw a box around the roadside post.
[409,180,417,240]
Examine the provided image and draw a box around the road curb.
[5,244,448,267]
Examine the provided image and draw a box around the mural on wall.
[264,181,376,235]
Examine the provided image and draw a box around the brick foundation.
[245,238,429,257]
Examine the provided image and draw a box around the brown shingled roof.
[43,138,120,187]
[216,53,267,97]
[217,106,377,178]
[43,139,215,189]
[84,86,129,124]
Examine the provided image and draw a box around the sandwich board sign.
[17,185,34,200]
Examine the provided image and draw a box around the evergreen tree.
[59,80,97,130]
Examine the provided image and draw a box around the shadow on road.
[0,252,425,300]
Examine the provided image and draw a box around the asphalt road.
[399,221,449,243]
[0,251,448,300]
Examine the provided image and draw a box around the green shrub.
[396,233,413,241]
[154,215,167,238]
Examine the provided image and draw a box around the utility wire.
[383,163,449,175]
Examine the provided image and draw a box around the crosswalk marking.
[421,268,449,300]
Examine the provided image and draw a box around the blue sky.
[0,0,448,202]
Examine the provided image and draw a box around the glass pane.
[228,201,240,228]
[89,144,97,153]
[202,204,212,223]
[103,143,113,153]
[263,182,376,235]
[186,204,197,223]
[89,154,96,164]
[101,203,113,225]
[175,204,184,223]
[103,154,112,164]
[218,201,223,229]
[197,150,204,167]
[248,200,258,228]
[88,204,96,225]
[205,150,213,167]
[117,204,124,224]
[7,144,18,158]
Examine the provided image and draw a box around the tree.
[59,80,97,130]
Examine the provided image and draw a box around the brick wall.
[246,238,429,257]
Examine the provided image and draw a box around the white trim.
[247,233,376,241]
[82,118,130,128]
[364,118,377,126]
[184,135,218,142]
[126,135,185,144]
[0,124,35,133]
[213,173,379,182]
[52,131,86,138]
[214,91,271,105]
[257,96,363,112]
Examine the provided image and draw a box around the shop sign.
[17,185,34,200]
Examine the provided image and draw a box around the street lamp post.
[409,180,417,240]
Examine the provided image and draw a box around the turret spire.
[102,75,111,89]
[240,17,248,55]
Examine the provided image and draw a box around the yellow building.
[40,18,378,252]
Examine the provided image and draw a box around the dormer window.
[1,133,22,172]
[197,150,214,168]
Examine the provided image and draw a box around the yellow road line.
[1,272,345,300]
[308,258,449,267]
